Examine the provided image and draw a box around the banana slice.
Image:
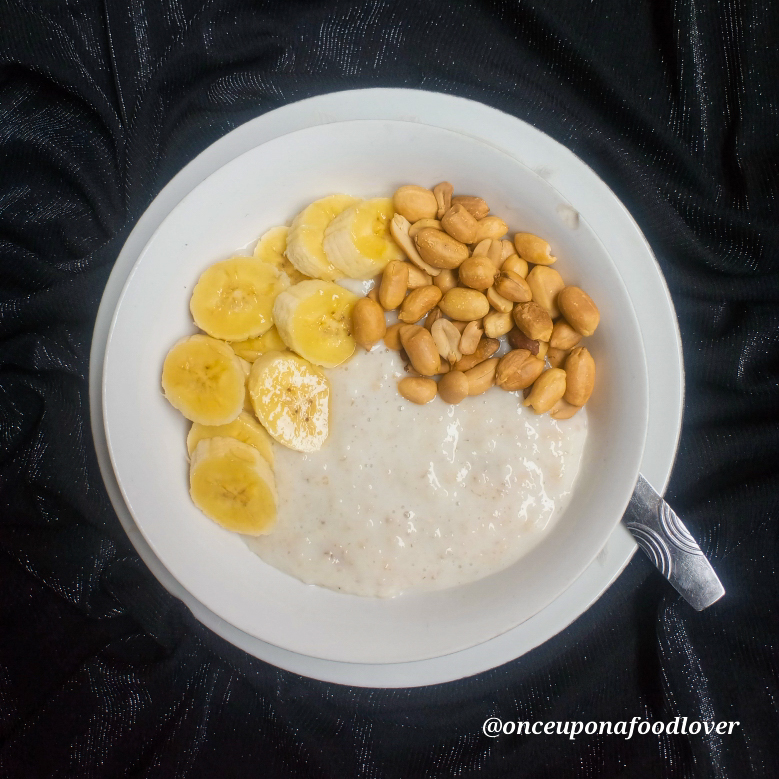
[272,279,358,368]
[229,326,286,362]
[189,437,277,535]
[323,197,404,279]
[187,412,274,466]
[248,351,330,452]
[190,256,289,341]
[253,225,309,285]
[161,335,245,425]
[285,194,360,281]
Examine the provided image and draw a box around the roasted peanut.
[439,288,490,321]
[501,239,516,260]
[546,346,568,368]
[496,349,545,391]
[437,370,469,404]
[441,203,479,244]
[399,285,442,323]
[459,320,484,355]
[451,319,469,333]
[379,260,409,310]
[453,337,500,371]
[564,346,595,406]
[473,215,508,242]
[471,238,491,257]
[433,268,458,294]
[384,322,404,350]
[550,319,582,350]
[393,185,438,223]
[495,270,532,303]
[501,254,529,279]
[514,232,556,265]
[367,286,380,303]
[550,398,581,419]
[431,318,463,364]
[400,325,440,376]
[536,340,548,360]
[424,306,443,330]
[507,328,539,354]
[483,310,514,338]
[451,195,490,219]
[486,285,514,313]
[526,266,565,318]
[437,360,450,374]
[352,298,386,349]
[415,228,470,269]
[465,357,499,395]
[389,214,441,277]
[406,264,432,289]
[433,181,453,219]
[458,255,500,290]
[409,218,442,239]
[523,368,566,414]
[513,301,554,342]
[398,377,437,404]
[558,286,600,336]
[471,238,503,267]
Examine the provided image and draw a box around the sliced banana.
[248,350,330,452]
[254,225,309,285]
[229,326,286,362]
[285,194,360,281]
[187,412,274,466]
[272,279,358,368]
[190,256,289,341]
[323,197,404,279]
[189,437,277,535]
[161,335,245,425]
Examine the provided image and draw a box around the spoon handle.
[624,474,725,610]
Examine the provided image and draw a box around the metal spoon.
[624,474,725,610]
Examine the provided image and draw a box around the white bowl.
[104,119,648,664]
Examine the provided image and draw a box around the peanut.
[406,264,432,289]
[441,203,479,244]
[536,340,549,360]
[415,228,470,269]
[453,337,500,371]
[433,268,458,294]
[526,265,564,318]
[437,370,469,404]
[384,322,404,350]
[367,286,380,303]
[486,285,514,313]
[494,270,532,303]
[389,214,441,277]
[400,325,440,376]
[451,319,469,333]
[471,238,492,257]
[563,346,595,406]
[473,215,508,242]
[501,239,516,260]
[513,301,553,342]
[424,306,443,330]
[549,398,581,420]
[465,357,499,395]
[459,320,483,354]
[351,298,386,349]
[398,285,442,323]
[471,238,503,266]
[433,181,453,220]
[523,368,566,414]
[439,288,490,321]
[458,255,500,290]
[507,328,539,354]
[550,319,582,350]
[409,218,442,239]
[501,254,529,279]
[398,377,437,405]
[558,286,600,336]
[483,310,513,338]
[496,349,545,391]
[393,185,438,223]
[546,346,568,368]
[431,318,463,364]
[451,195,490,219]
[514,232,557,265]
[379,260,409,310]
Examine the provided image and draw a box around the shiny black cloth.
[1,0,778,776]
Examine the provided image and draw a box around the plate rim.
[89,87,683,687]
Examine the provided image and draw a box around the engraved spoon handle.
[624,474,725,610]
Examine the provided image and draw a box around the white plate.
[90,89,683,685]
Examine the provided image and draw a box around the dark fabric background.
[1,0,778,776]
